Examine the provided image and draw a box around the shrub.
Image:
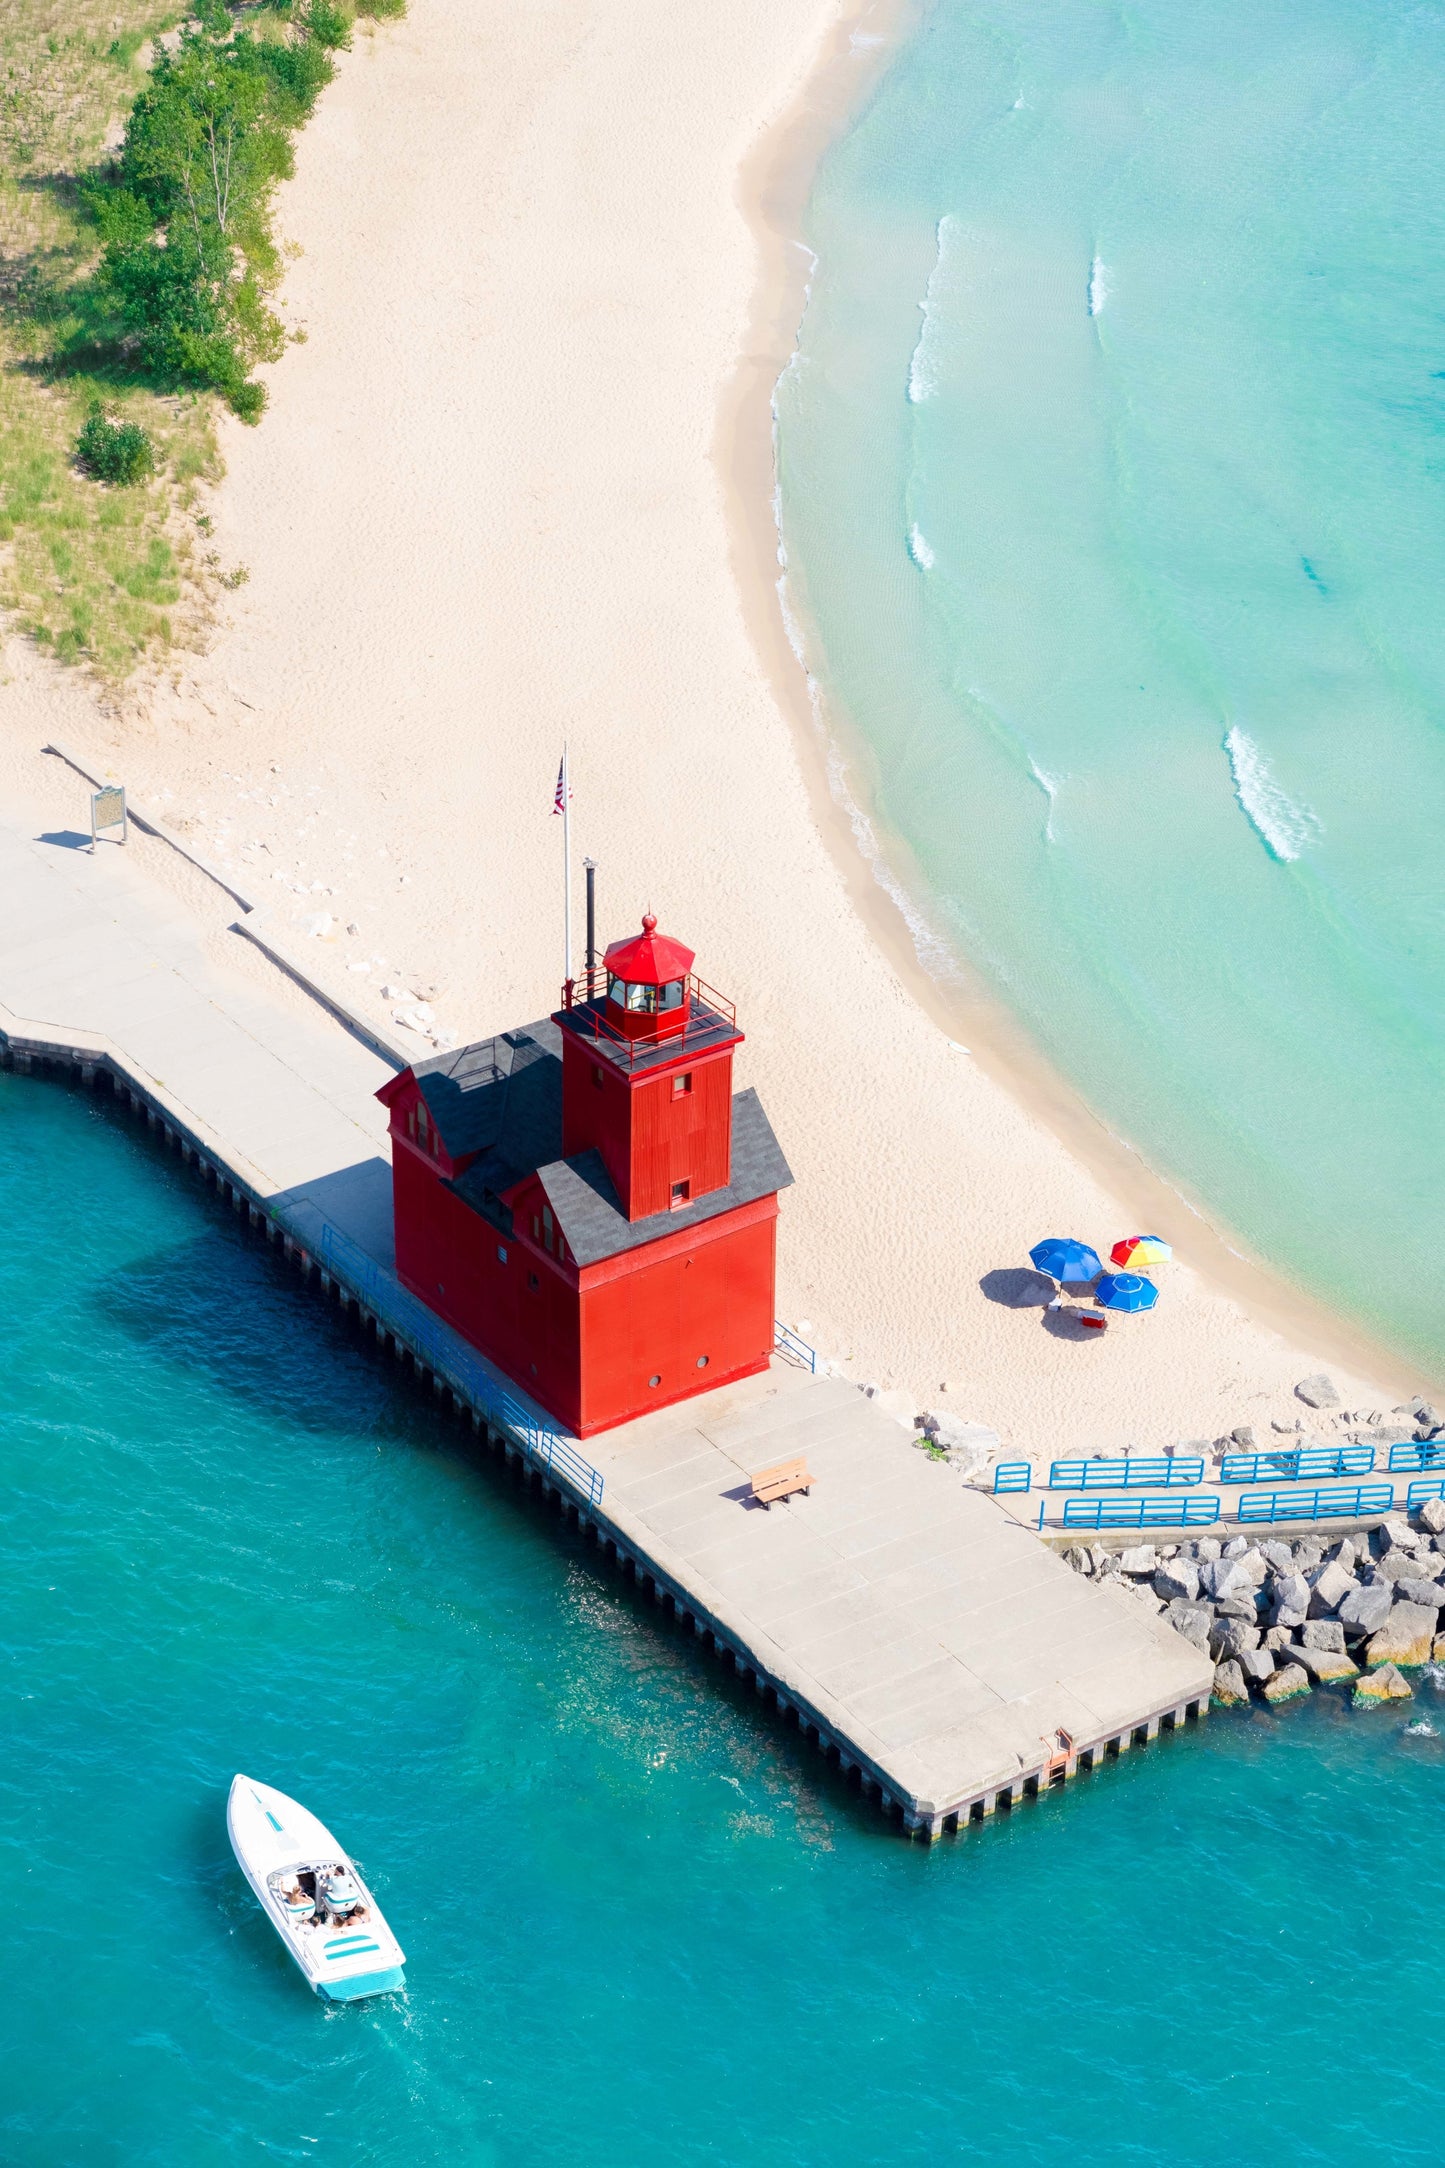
[229,380,266,425]
[75,403,156,485]
[305,1,354,51]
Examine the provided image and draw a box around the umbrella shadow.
[979,1268,1056,1309]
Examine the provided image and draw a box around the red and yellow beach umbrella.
[1109,1235,1173,1270]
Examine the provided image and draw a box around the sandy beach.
[0,0,1428,1449]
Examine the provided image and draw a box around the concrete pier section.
[586,1365,1211,1833]
[0,812,1211,1834]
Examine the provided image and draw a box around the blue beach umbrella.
[1094,1271,1160,1314]
[1029,1238,1104,1285]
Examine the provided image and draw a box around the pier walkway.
[0,814,1211,1835]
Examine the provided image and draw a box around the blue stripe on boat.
[324,1941,381,1960]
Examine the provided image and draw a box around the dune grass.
[0,0,397,681]
[0,0,222,675]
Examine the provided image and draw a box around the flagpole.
[562,745,572,989]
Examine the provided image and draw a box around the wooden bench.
[750,1455,813,1508]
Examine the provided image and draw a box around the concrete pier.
[0,813,1211,1834]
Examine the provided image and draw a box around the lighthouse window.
[541,1206,555,1254]
[496,1245,508,1265]
[670,1179,690,1210]
[623,981,656,1014]
[590,1063,604,1091]
[415,1104,429,1147]
[659,979,684,1011]
[672,1071,692,1098]
[696,1355,709,1369]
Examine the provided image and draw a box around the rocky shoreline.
[1062,1499,1445,1709]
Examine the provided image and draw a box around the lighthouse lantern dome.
[603,914,695,1033]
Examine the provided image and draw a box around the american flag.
[552,753,571,814]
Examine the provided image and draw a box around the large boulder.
[1262,1663,1311,1705]
[1212,1660,1249,1708]
[1354,1664,1413,1706]
[1154,1559,1200,1604]
[1365,1603,1437,1669]
[1116,1545,1159,1577]
[1379,1518,1422,1556]
[1296,1374,1341,1409]
[1301,1619,1346,1653]
[1201,1557,1250,1601]
[1210,1619,1261,1661]
[1195,1537,1222,1565]
[1287,1644,1358,1684]
[1221,1535,1250,1561]
[1214,1594,1260,1622]
[1308,1560,1357,1615]
[1235,1548,1270,1587]
[1391,1577,1444,1613]
[1417,1497,1445,1537]
[1239,1647,1276,1683]
[1338,1583,1394,1639]
[1165,1601,1213,1651]
[925,1412,1002,1459]
[1261,1541,1294,1572]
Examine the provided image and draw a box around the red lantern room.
[598,913,694,1042]
[375,910,792,1437]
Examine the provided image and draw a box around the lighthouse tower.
[376,913,792,1437]
[556,914,741,1220]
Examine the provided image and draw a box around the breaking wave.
[1087,254,1108,317]
[907,215,960,403]
[907,524,935,570]
[1224,726,1320,862]
[1028,758,1062,842]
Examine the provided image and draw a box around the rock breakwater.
[1062,1500,1445,1710]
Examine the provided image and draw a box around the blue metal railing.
[1235,1481,1394,1526]
[1049,1456,1204,1491]
[317,1223,605,1507]
[773,1321,818,1374]
[1390,1441,1445,1474]
[1407,1478,1445,1509]
[993,1461,1032,1494]
[1220,1442,1377,1484]
[1060,1493,1220,1530]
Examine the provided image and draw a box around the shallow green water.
[776,0,1445,1374]
[3,1076,1444,2162]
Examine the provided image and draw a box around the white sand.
[1,0,1427,1447]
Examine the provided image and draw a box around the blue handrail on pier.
[1049,1456,1204,1491]
[773,1321,818,1373]
[1221,1442,1377,1484]
[1407,1478,1445,1509]
[1390,1441,1445,1474]
[1235,1481,1393,1526]
[317,1223,605,1507]
[1060,1493,1220,1530]
[993,1461,1032,1495]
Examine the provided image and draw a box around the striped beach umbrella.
[1095,1271,1160,1313]
[1029,1238,1103,1285]
[1109,1235,1173,1270]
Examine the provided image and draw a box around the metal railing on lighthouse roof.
[559,969,738,1071]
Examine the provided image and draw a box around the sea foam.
[907,524,935,570]
[1087,253,1108,317]
[908,216,959,403]
[1224,726,1320,862]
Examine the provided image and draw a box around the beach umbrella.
[1095,1271,1160,1314]
[1029,1238,1103,1285]
[1109,1235,1173,1270]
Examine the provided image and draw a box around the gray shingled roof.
[533,1089,792,1266]
[428,1012,793,1265]
[413,1017,562,1173]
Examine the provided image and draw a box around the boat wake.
[908,216,959,403]
[1224,725,1320,863]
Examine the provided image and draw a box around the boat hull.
[227,1775,405,2002]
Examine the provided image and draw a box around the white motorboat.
[227,1775,406,2003]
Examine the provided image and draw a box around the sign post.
[90,786,127,851]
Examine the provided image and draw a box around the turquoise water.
[5,1076,1445,2162]
[776,0,1445,1376]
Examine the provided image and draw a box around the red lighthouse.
[376,917,792,1436]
